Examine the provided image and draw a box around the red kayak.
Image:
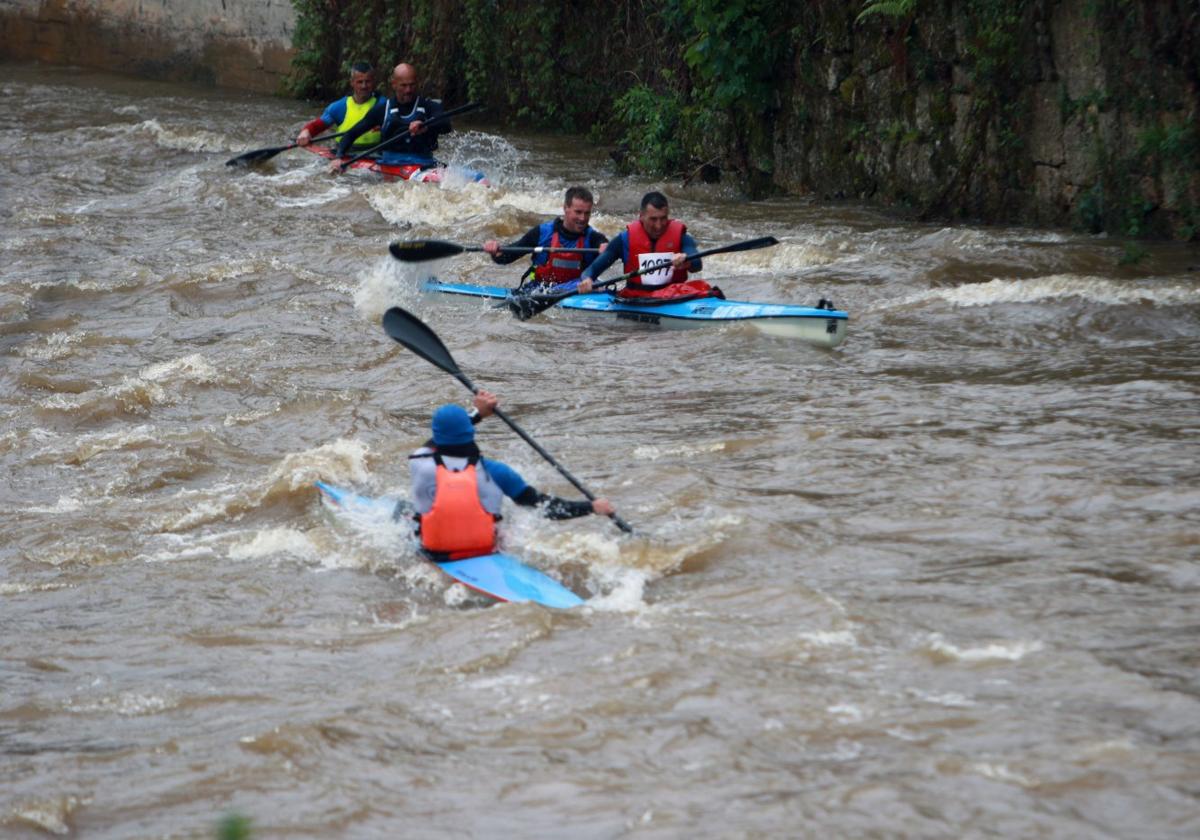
[304,145,488,184]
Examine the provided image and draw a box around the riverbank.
[0,0,294,92]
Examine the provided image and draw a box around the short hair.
[564,186,594,206]
[640,191,669,211]
[349,62,374,75]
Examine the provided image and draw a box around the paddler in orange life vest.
[409,399,616,561]
[578,191,721,301]
[481,186,609,294]
[295,62,382,152]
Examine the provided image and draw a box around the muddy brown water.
[2,63,1199,838]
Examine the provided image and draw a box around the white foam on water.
[363,178,494,228]
[798,630,858,647]
[229,528,320,563]
[134,118,233,153]
[37,353,222,414]
[158,438,373,532]
[63,690,178,716]
[8,795,88,836]
[970,762,1037,787]
[0,581,71,595]
[923,633,1044,664]
[633,440,727,461]
[899,274,1200,309]
[352,256,427,322]
[16,331,84,362]
[24,495,85,515]
[438,129,528,185]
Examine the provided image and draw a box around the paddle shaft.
[590,236,780,293]
[449,373,634,534]
[339,101,482,169]
[389,238,602,262]
[225,130,350,166]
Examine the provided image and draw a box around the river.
[2,62,1199,838]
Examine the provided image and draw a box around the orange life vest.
[622,219,689,290]
[419,457,497,559]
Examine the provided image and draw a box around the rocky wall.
[0,0,295,92]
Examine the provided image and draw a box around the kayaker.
[578,191,720,301]
[481,186,610,293]
[408,401,616,560]
[295,61,382,152]
[329,63,450,172]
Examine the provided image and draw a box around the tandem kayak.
[314,480,585,609]
[303,145,488,184]
[418,278,849,347]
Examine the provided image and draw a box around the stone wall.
[771,0,1199,238]
[0,0,295,92]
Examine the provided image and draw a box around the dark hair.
[640,191,669,211]
[564,186,594,206]
[349,62,374,75]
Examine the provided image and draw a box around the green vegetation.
[216,813,252,840]
[285,0,1198,240]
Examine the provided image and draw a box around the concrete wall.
[0,0,296,93]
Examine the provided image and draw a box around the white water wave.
[134,118,231,153]
[923,633,1044,664]
[905,274,1200,308]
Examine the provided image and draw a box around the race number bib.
[637,252,674,287]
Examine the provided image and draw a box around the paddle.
[336,101,483,171]
[507,235,780,320]
[224,131,350,167]
[389,239,602,263]
[382,306,635,535]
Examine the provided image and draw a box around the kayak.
[418,278,849,347]
[304,145,488,184]
[314,480,585,609]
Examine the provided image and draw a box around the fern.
[857,0,918,23]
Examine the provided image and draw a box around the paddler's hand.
[297,129,312,147]
[482,239,500,257]
[409,119,426,135]
[577,278,594,294]
[591,498,616,517]
[473,389,498,418]
[327,159,343,176]
[671,252,689,269]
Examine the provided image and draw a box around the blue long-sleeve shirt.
[580,230,702,282]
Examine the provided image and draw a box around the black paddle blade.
[507,291,564,321]
[225,144,293,167]
[381,307,463,378]
[389,240,467,262]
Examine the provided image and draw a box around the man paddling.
[482,187,609,293]
[296,62,381,152]
[578,191,720,300]
[409,401,615,561]
[329,63,450,172]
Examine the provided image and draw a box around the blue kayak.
[314,480,585,609]
[418,278,849,348]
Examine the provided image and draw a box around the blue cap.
[431,404,475,446]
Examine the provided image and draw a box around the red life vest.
[623,219,690,290]
[419,457,497,559]
[533,223,590,284]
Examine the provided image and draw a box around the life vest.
[338,95,382,148]
[419,455,497,559]
[533,221,593,284]
[622,219,690,290]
